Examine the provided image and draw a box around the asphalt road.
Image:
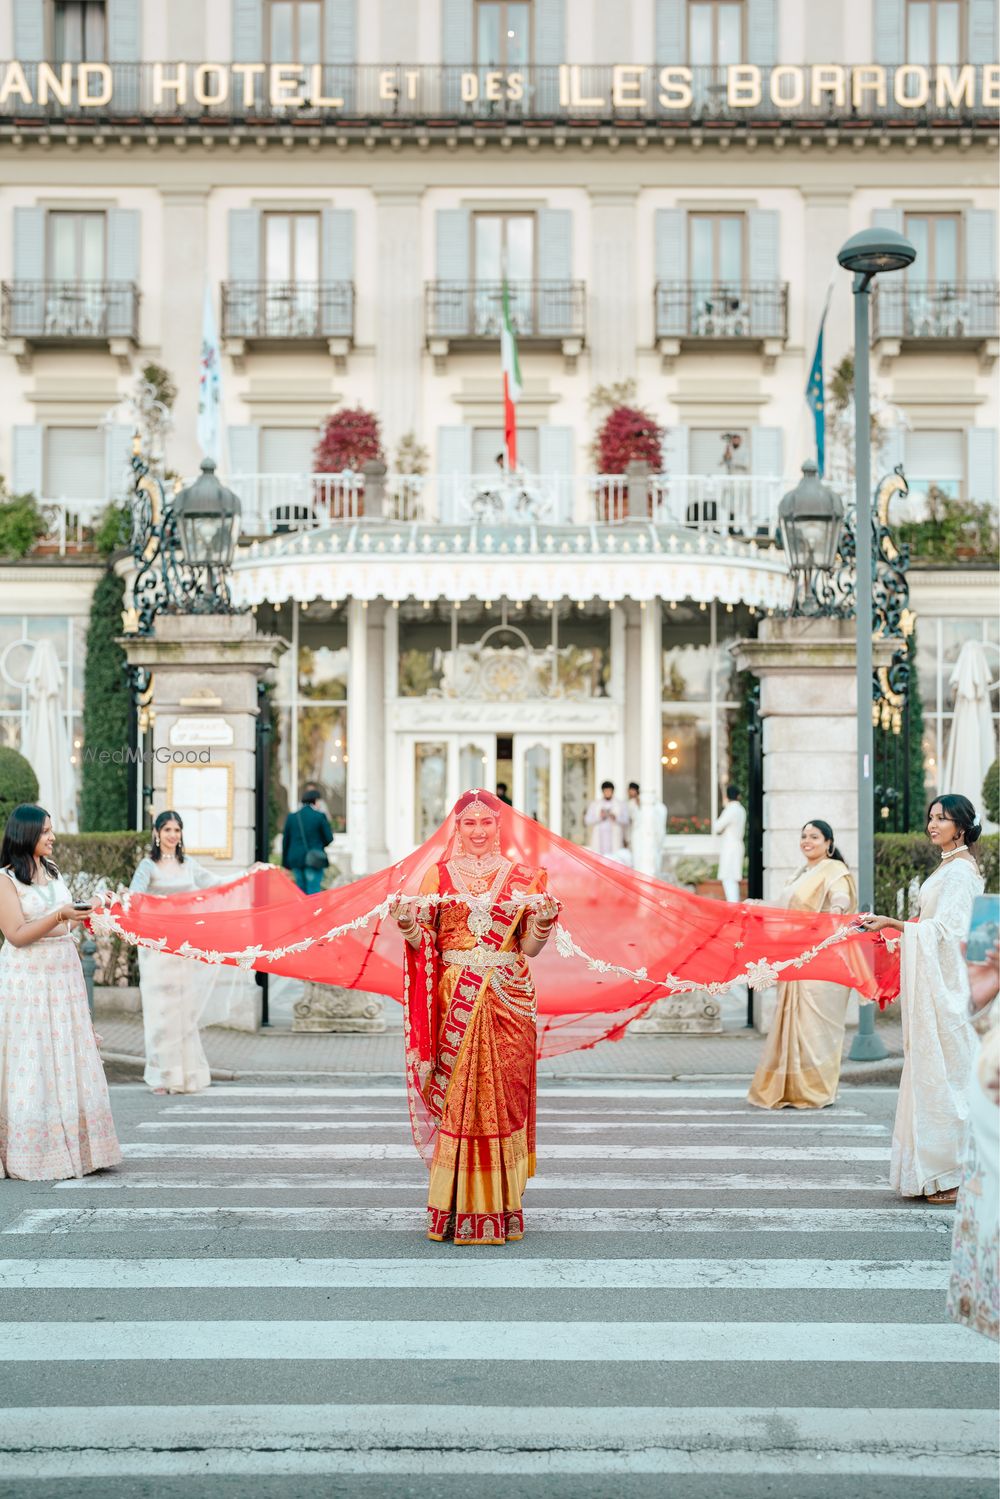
[0,1078,995,1499]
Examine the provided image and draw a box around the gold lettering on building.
[612,65,646,108]
[194,64,228,108]
[852,65,888,109]
[153,63,187,105]
[38,62,74,107]
[727,64,762,107]
[810,65,846,107]
[657,66,693,109]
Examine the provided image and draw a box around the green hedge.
[875,831,999,917]
[54,830,148,985]
[983,759,999,826]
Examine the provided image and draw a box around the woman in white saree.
[860,795,984,1204]
[130,810,221,1095]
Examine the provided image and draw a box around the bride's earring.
[153,832,160,848]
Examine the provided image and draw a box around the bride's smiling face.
[457,812,499,857]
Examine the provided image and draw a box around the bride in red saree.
[391,790,557,1245]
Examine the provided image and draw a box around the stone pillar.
[735,616,894,1033]
[625,460,651,520]
[119,613,287,1031]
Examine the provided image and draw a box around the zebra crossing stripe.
[0,1404,992,1479]
[0,1320,988,1363]
[136,1119,890,1135]
[52,1172,894,1193]
[2,1205,953,1235]
[0,1257,950,1290]
[160,1105,870,1119]
[116,1142,890,1161]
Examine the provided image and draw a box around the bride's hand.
[534,895,559,924]
[389,898,419,933]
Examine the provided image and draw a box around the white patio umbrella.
[22,638,78,833]
[941,638,998,823]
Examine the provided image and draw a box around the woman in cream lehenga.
[129,809,222,1095]
[0,804,121,1179]
[391,789,557,1245]
[748,819,858,1110]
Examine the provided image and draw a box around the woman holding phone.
[858,795,984,1203]
[0,803,121,1180]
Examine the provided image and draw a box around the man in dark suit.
[281,787,334,895]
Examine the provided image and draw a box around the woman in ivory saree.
[392,790,557,1245]
[861,795,984,1203]
[748,820,858,1110]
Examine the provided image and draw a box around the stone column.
[735,616,895,1033]
[119,613,287,1031]
[159,190,208,479]
[630,598,722,1034]
[347,598,369,877]
[588,189,638,384]
[374,188,423,453]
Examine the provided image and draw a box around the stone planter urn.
[292,983,387,1033]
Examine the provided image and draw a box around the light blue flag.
[197,284,223,463]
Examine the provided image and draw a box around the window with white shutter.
[261,428,318,472]
[44,428,106,500]
[905,429,964,506]
[472,426,539,472]
[267,0,323,62]
[476,2,531,64]
[906,0,962,63]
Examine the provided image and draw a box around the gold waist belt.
[442,947,519,975]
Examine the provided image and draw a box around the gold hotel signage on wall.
[0,61,996,114]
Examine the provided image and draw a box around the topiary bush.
[0,746,40,832]
[314,407,383,473]
[80,571,131,832]
[875,831,999,917]
[983,759,999,827]
[594,404,663,474]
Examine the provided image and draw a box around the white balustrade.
[227,472,790,538]
[38,497,110,556]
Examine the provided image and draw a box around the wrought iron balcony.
[221,282,354,341]
[426,281,586,343]
[655,282,788,342]
[872,282,1000,342]
[1,281,139,342]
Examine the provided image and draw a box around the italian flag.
[500,278,522,470]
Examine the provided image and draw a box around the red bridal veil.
[96,794,899,1056]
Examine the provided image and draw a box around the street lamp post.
[836,227,916,1062]
[778,460,845,615]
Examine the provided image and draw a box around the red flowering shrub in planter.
[594,405,663,519]
[313,407,384,519]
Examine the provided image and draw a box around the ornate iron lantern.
[778,460,845,614]
[172,459,241,571]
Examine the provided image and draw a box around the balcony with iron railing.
[230,470,789,540]
[1,281,140,344]
[220,282,354,343]
[655,282,788,344]
[872,281,1000,343]
[426,281,586,348]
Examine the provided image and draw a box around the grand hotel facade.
[0,0,996,876]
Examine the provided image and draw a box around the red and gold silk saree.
[403,858,546,1245]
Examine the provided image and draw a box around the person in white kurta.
[860,796,984,1202]
[714,786,747,902]
[584,782,629,859]
[130,841,220,1094]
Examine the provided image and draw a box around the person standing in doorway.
[282,787,333,895]
[495,783,513,807]
[585,781,629,859]
[714,784,747,902]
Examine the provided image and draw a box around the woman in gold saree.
[748,819,858,1110]
[392,789,557,1245]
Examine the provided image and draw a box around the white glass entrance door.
[513,734,598,845]
[399,733,604,853]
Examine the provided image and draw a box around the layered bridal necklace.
[450,851,511,938]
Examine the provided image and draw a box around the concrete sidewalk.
[98,1005,905,1086]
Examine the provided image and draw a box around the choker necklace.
[939,844,965,860]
